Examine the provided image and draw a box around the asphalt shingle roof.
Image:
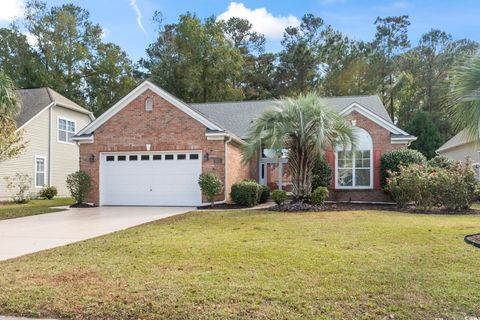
[190,95,392,139]
[437,130,474,152]
[15,88,91,127]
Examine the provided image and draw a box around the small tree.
[66,171,92,204]
[198,173,223,207]
[405,111,441,159]
[4,173,32,203]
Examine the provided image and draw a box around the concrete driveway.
[0,206,194,261]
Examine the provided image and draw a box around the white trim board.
[339,102,410,136]
[77,81,224,136]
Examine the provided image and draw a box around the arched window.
[335,127,373,188]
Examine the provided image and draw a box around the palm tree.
[0,68,25,162]
[243,93,357,200]
[447,54,480,140]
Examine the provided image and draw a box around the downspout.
[48,103,55,186]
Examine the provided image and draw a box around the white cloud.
[0,0,24,22]
[218,2,299,40]
[101,28,109,39]
[129,0,146,34]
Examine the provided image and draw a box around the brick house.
[73,81,416,206]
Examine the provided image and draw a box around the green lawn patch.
[0,197,75,220]
[0,210,479,319]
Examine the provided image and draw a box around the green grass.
[0,197,74,220]
[0,209,479,319]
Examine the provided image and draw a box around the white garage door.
[100,152,202,206]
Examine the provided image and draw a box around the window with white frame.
[58,118,76,143]
[35,156,45,187]
[336,128,373,188]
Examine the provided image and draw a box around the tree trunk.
[389,74,394,121]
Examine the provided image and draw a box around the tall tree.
[0,26,47,88]
[142,12,243,103]
[86,43,137,116]
[0,69,25,162]
[405,111,441,159]
[24,0,103,103]
[277,14,326,95]
[372,15,410,120]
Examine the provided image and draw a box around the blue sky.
[1,0,480,62]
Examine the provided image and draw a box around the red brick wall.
[226,142,258,202]
[327,111,407,202]
[79,89,226,205]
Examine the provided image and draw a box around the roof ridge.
[191,99,279,106]
[45,87,54,103]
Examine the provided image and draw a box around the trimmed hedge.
[380,149,426,188]
[259,185,270,203]
[230,180,262,207]
[39,186,58,200]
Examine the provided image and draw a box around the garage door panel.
[100,152,203,206]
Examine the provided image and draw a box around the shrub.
[39,186,57,200]
[271,189,287,205]
[405,110,442,159]
[434,161,478,211]
[4,173,31,204]
[66,171,92,204]
[198,173,223,207]
[311,155,332,189]
[259,185,270,203]
[386,161,478,211]
[310,187,329,206]
[428,155,453,169]
[380,149,426,188]
[230,180,262,207]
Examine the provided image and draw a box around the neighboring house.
[74,81,416,206]
[437,130,480,163]
[0,88,94,200]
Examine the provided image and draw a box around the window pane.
[355,150,363,159]
[59,119,66,130]
[338,169,353,186]
[67,121,75,133]
[355,169,370,186]
[141,155,150,161]
[59,130,67,142]
[177,154,186,160]
[165,154,174,160]
[189,154,199,160]
[117,155,126,161]
[153,155,161,160]
[363,150,370,159]
[355,159,363,167]
[36,173,44,187]
[36,159,44,172]
[67,132,74,143]
[129,155,138,161]
[106,156,114,162]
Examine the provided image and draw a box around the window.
[141,155,150,161]
[118,155,126,161]
[35,156,45,187]
[58,118,75,143]
[129,155,138,161]
[145,97,153,112]
[153,155,162,160]
[165,154,174,160]
[336,128,372,188]
[106,156,115,162]
[177,154,186,160]
[189,154,199,160]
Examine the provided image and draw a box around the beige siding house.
[437,130,480,163]
[0,88,94,200]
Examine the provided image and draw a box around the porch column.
[278,161,283,190]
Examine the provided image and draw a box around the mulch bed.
[268,202,480,215]
[465,233,480,248]
[70,202,96,208]
[197,203,248,210]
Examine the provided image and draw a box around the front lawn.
[0,197,74,221]
[0,210,479,319]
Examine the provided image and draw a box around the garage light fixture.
[89,154,96,163]
[204,152,209,161]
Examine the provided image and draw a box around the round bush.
[66,171,92,204]
[230,180,262,207]
[310,187,329,205]
[198,173,223,206]
[39,186,58,200]
[259,185,270,203]
[271,189,287,205]
[311,155,332,189]
[380,149,426,188]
